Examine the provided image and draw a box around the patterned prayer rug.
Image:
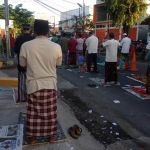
[127,75,146,84]
[122,86,150,100]
[18,112,67,146]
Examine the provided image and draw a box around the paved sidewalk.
[0,76,105,150]
[0,58,150,149]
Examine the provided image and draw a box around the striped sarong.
[18,71,27,101]
[26,89,57,137]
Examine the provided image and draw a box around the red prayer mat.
[127,75,146,84]
[122,86,150,100]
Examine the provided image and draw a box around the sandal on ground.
[49,135,57,143]
[102,83,107,87]
[26,136,36,145]
[73,124,82,135]
[68,127,79,139]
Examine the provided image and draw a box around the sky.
[0,0,96,26]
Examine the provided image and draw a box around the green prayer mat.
[97,62,105,66]
[18,112,67,146]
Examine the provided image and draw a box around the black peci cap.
[22,23,30,29]
[34,19,49,30]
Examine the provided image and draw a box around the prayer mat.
[122,86,150,100]
[18,112,67,146]
[89,77,120,86]
[127,75,146,84]
[97,62,105,66]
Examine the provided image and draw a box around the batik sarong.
[105,62,118,82]
[68,52,76,65]
[146,67,150,94]
[18,71,27,101]
[119,53,129,69]
[26,89,57,137]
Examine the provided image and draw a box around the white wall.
[0,19,13,29]
[60,6,93,30]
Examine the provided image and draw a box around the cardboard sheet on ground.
[18,112,67,146]
[127,75,146,84]
[89,77,119,86]
[122,86,150,100]
[0,124,23,150]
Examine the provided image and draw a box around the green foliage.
[73,14,95,32]
[103,0,148,34]
[0,3,34,34]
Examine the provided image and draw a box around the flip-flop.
[68,127,79,139]
[73,124,82,135]
[25,136,36,145]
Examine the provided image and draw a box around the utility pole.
[83,0,85,18]
[4,0,9,61]
[82,0,85,33]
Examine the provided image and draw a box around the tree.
[0,4,34,34]
[73,14,95,33]
[103,0,148,34]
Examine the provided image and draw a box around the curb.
[0,78,18,86]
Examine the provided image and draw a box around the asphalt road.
[57,57,150,140]
[1,56,150,148]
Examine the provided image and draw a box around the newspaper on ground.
[0,124,23,150]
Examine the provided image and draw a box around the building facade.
[94,0,150,42]
[59,5,93,35]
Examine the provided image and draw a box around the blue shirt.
[77,56,84,65]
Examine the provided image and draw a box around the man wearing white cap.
[119,33,131,69]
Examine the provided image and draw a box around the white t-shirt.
[86,35,98,54]
[120,37,131,53]
[102,39,119,62]
[146,41,150,50]
[76,38,84,50]
[19,37,62,94]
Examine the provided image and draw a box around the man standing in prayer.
[19,19,62,144]
[119,33,131,69]
[68,35,77,66]
[102,32,119,86]
[10,33,15,58]
[76,34,84,57]
[145,41,150,94]
[86,31,98,73]
[15,23,34,102]
[60,33,68,65]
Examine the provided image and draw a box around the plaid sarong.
[26,89,57,137]
[18,71,27,101]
